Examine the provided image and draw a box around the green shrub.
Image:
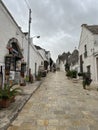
[66,70,77,78]
[71,70,77,78]
[0,84,22,99]
[82,72,92,89]
[25,76,29,82]
[65,63,70,72]
[78,72,83,77]
[66,71,71,77]
[36,72,41,81]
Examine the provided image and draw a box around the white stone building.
[79,24,98,83]
[56,52,71,71]
[68,49,79,72]
[0,0,29,85]
[56,57,60,69]
[29,39,44,77]
[38,49,48,61]
[0,1,45,86]
[56,55,65,71]
[35,45,51,71]
[59,61,66,71]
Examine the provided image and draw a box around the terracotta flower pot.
[0,99,2,108]
[1,99,10,108]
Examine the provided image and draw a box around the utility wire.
[24,0,31,9]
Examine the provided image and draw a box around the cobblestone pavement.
[0,81,43,130]
[7,71,98,130]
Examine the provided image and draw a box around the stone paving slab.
[0,80,43,130]
[6,72,98,130]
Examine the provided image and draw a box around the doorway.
[35,63,37,77]
[87,65,91,78]
[80,55,83,73]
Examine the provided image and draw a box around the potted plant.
[0,84,22,107]
[71,70,77,78]
[66,70,71,79]
[9,86,22,102]
[0,85,10,108]
[82,72,92,89]
[78,72,83,77]
[25,76,29,82]
[0,98,2,108]
[65,63,70,72]
[36,72,41,81]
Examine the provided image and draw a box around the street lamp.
[32,36,40,43]
[32,36,40,39]
[27,9,31,76]
[37,36,40,38]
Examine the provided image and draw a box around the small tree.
[65,63,70,72]
[71,70,77,78]
[78,72,83,77]
[66,71,71,78]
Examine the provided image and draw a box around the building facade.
[0,1,29,86]
[35,45,51,71]
[29,40,44,77]
[68,49,79,72]
[56,52,71,71]
[0,1,50,86]
[79,24,98,83]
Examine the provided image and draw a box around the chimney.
[81,24,87,27]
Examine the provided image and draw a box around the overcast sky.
[3,0,98,61]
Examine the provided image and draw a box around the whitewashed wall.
[38,49,47,61]
[59,61,65,71]
[47,52,51,60]
[29,42,44,76]
[0,2,28,64]
[70,63,79,72]
[0,1,47,85]
[79,26,97,82]
[56,58,60,69]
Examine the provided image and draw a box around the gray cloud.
[3,0,98,61]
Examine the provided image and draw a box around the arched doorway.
[5,38,25,84]
[7,38,23,59]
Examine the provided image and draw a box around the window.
[84,45,87,58]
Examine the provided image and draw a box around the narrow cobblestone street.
[8,71,98,130]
